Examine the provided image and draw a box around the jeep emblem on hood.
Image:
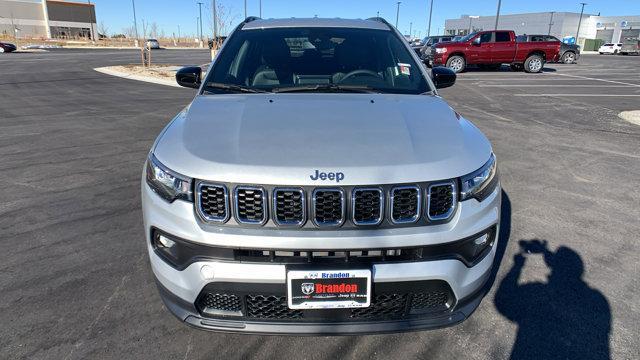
[310,170,345,183]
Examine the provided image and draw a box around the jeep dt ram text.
[142,17,501,334]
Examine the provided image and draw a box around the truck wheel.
[510,63,523,71]
[524,55,544,73]
[446,55,466,73]
[562,52,576,64]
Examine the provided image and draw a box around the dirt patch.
[110,64,181,80]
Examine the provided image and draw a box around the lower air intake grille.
[391,186,420,223]
[197,293,242,314]
[411,291,451,311]
[428,182,456,220]
[246,295,303,319]
[235,187,267,224]
[352,188,383,225]
[312,189,344,226]
[273,189,305,226]
[350,293,408,319]
[197,184,229,222]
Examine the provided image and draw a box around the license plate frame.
[287,269,371,310]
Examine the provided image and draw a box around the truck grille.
[273,188,305,226]
[197,183,229,222]
[427,182,456,220]
[352,188,384,225]
[246,295,303,319]
[235,187,267,224]
[312,189,345,226]
[390,186,420,223]
[196,181,458,228]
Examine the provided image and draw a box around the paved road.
[1,49,638,360]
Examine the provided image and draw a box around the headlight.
[145,154,193,202]
[435,47,447,54]
[460,154,498,202]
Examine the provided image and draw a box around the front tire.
[0,48,5,53]
[524,54,544,73]
[562,52,576,64]
[446,55,466,73]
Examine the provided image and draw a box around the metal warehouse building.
[0,0,96,39]
[445,12,640,45]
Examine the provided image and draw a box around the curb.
[94,66,182,88]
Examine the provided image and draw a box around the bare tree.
[206,1,237,48]
[141,19,148,39]
[149,22,159,39]
[98,21,109,38]
[122,26,136,39]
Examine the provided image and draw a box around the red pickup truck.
[431,30,561,73]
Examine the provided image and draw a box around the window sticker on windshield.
[398,63,411,76]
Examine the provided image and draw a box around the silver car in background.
[142,17,501,334]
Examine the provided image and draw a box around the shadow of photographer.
[495,239,611,359]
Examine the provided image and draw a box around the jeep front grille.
[312,189,345,226]
[427,182,457,220]
[234,187,267,225]
[352,188,384,225]
[273,188,305,226]
[390,186,421,224]
[195,181,459,228]
[197,183,229,222]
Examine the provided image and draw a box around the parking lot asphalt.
[1,49,638,360]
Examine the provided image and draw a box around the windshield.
[458,32,477,42]
[204,27,430,94]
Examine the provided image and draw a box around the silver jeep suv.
[142,17,500,334]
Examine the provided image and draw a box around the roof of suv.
[242,17,390,31]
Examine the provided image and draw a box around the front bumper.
[143,182,501,334]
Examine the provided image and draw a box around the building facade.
[445,12,640,45]
[0,0,97,39]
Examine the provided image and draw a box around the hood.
[154,93,491,186]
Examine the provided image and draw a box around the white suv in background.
[598,43,623,54]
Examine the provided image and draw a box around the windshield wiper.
[273,84,380,94]
[203,82,267,93]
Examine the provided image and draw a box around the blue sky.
[91,0,639,38]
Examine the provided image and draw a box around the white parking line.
[513,94,640,97]
[548,73,640,87]
[478,84,634,87]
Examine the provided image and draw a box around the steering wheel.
[338,69,381,83]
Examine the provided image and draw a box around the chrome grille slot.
[427,181,457,220]
[273,188,305,226]
[312,189,345,226]
[197,183,229,222]
[352,188,384,225]
[234,186,267,225]
[390,186,421,224]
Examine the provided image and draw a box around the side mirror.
[431,67,456,89]
[472,37,481,46]
[176,66,202,89]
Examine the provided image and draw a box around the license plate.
[287,269,371,309]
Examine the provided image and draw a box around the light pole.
[427,0,434,36]
[131,0,139,41]
[409,22,412,37]
[576,3,587,42]
[468,15,479,34]
[395,2,401,28]
[547,11,555,35]
[197,2,203,41]
[494,0,502,30]
[244,0,247,18]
